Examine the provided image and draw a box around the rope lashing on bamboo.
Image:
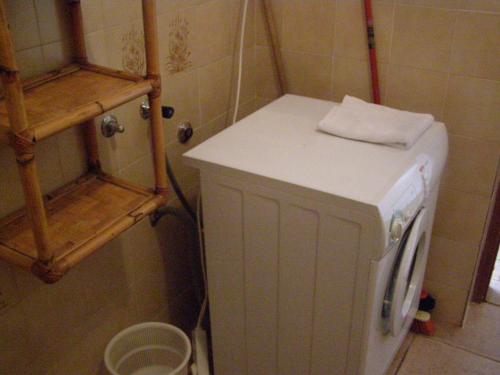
[8,132,36,165]
[31,259,66,284]
[147,74,162,98]
[0,65,19,82]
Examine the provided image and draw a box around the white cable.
[196,191,208,329]
[231,0,249,125]
[195,0,249,330]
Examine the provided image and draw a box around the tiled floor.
[390,303,500,374]
[486,247,500,305]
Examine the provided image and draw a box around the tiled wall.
[255,0,500,324]
[0,0,256,373]
[1,1,498,373]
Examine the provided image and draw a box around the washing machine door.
[383,208,427,336]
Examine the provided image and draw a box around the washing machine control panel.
[390,211,405,242]
[386,156,432,244]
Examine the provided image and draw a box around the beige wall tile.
[130,262,170,319]
[230,47,257,105]
[230,0,256,50]
[255,96,275,110]
[442,135,500,196]
[95,114,121,174]
[119,219,163,280]
[232,97,257,122]
[0,303,34,374]
[122,21,146,75]
[34,0,70,44]
[450,12,500,81]
[282,50,333,100]
[0,146,25,216]
[163,69,201,147]
[281,0,335,56]
[396,0,461,8]
[0,263,20,309]
[458,0,500,12]
[334,0,394,62]
[424,279,469,324]
[15,47,45,79]
[255,0,284,47]
[332,57,388,103]
[443,75,500,142]
[433,188,490,246]
[0,1,256,373]
[167,138,197,193]
[118,152,155,188]
[100,97,151,170]
[157,0,214,14]
[391,5,456,72]
[198,56,233,123]
[4,0,40,50]
[41,40,72,71]
[166,113,229,192]
[425,235,478,290]
[81,0,104,34]
[55,128,87,182]
[158,7,197,76]
[255,46,282,99]
[226,98,257,128]
[103,25,124,70]
[46,302,137,375]
[17,283,79,364]
[85,30,109,66]
[385,64,448,118]
[102,0,142,29]
[192,0,233,67]
[28,137,66,194]
[4,0,499,366]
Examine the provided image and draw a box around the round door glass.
[382,209,427,336]
[401,233,426,319]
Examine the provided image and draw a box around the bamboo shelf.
[0,64,154,143]
[0,174,165,282]
[0,0,169,283]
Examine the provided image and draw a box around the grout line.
[386,2,397,66]
[31,0,43,48]
[329,0,338,99]
[393,2,500,15]
[426,335,500,364]
[438,11,459,122]
[393,335,415,374]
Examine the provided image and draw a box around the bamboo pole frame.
[262,0,287,94]
[0,1,52,262]
[69,0,101,171]
[30,78,153,140]
[142,0,168,196]
[0,0,168,283]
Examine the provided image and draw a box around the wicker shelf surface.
[0,173,164,277]
[0,64,153,143]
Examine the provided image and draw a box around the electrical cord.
[195,0,249,331]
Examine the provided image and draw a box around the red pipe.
[363,0,381,104]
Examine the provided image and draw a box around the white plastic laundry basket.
[104,322,191,375]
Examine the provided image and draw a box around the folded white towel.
[318,96,434,149]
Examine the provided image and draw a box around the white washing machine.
[184,95,448,375]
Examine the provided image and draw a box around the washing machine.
[184,95,448,375]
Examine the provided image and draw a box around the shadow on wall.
[0,197,202,374]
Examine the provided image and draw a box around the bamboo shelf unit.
[0,0,169,283]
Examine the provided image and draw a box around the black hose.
[150,205,203,307]
[166,156,197,222]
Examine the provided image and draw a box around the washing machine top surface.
[184,95,447,209]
